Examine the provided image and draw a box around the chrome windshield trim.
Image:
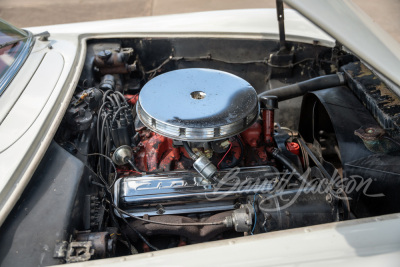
[0,31,35,96]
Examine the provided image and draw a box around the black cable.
[66,141,110,191]
[111,106,128,126]
[100,113,109,152]
[96,110,104,174]
[109,207,134,255]
[83,155,158,250]
[294,137,310,169]
[144,55,317,77]
[87,153,118,191]
[266,57,315,68]
[105,119,112,178]
[182,141,197,160]
[100,113,110,174]
[220,136,244,169]
[102,90,113,103]
[106,191,159,251]
[69,136,158,250]
[296,139,350,218]
[114,91,129,106]
[97,113,103,152]
[101,183,159,251]
[101,186,159,251]
[120,214,159,251]
[107,96,117,107]
[296,139,332,182]
[236,136,245,164]
[145,56,173,74]
[97,102,110,144]
[99,115,106,170]
[113,94,121,108]
[179,55,267,65]
[271,148,312,187]
[127,159,143,173]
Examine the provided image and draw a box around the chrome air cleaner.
[137,68,259,141]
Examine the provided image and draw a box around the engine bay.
[2,36,400,265]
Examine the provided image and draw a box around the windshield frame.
[0,20,34,96]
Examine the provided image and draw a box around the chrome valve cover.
[114,166,278,217]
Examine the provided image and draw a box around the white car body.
[0,8,335,227]
[0,1,400,266]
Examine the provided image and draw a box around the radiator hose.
[258,73,346,101]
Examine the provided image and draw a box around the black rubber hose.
[182,141,198,160]
[271,148,312,187]
[258,73,346,101]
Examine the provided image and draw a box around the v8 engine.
[95,67,340,246]
[56,45,346,259]
[5,36,400,266]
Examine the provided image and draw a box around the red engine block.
[133,122,271,173]
[134,129,192,172]
[123,94,275,173]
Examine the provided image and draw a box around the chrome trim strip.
[138,101,259,141]
[0,31,35,96]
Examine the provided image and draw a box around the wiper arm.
[0,31,50,50]
[34,31,50,41]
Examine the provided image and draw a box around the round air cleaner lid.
[137,68,259,141]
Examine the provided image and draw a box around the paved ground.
[0,0,399,43]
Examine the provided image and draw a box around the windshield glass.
[0,19,31,95]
